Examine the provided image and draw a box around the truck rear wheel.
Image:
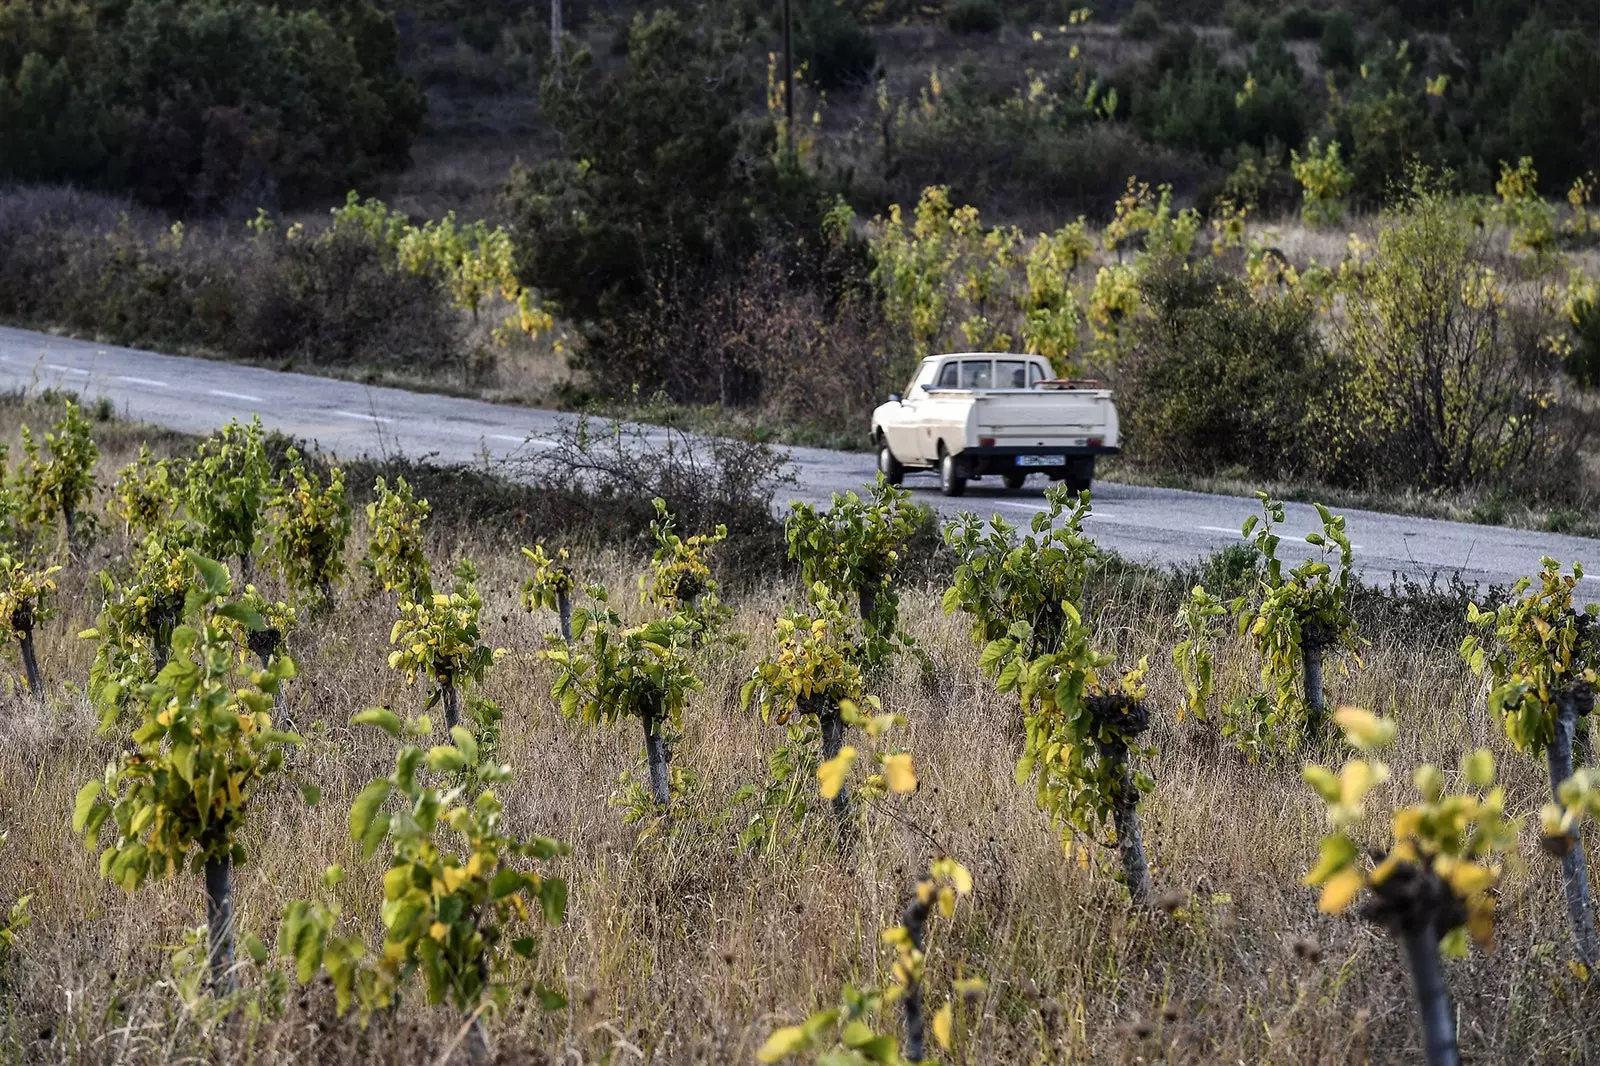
[940,450,967,497]
[877,442,904,486]
[1002,470,1027,491]
[1063,456,1095,495]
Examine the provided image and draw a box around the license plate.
[1016,455,1065,468]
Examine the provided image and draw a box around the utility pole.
[782,0,794,154]
[551,0,562,85]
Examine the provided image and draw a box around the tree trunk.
[819,700,850,827]
[900,889,930,1062]
[1397,922,1459,1066]
[1302,637,1326,745]
[465,1014,489,1064]
[239,551,253,586]
[62,505,78,562]
[858,582,877,626]
[643,706,671,809]
[1105,738,1153,906]
[556,589,572,642]
[1088,696,1154,906]
[249,627,287,728]
[1548,694,1599,966]
[205,853,236,996]
[442,681,460,730]
[13,605,41,699]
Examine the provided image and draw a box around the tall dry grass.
[0,397,1597,1065]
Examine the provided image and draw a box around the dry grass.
[2,398,1599,1065]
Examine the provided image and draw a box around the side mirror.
[888,392,902,404]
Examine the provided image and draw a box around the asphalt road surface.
[1,324,1595,601]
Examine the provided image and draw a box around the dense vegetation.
[0,0,1598,508]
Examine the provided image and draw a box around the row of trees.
[2,403,1595,1061]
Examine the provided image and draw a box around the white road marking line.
[491,434,557,448]
[117,375,169,388]
[44,363,89,375]
[208,389,263,403]
[1585,574,1599,583]
[333,410,392,424]
[1199,525,1239,535]
[1199,523,1363,551]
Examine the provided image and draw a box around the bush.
[1117,257,1332,477]
[0,186,461,378]
[1332,183,1580,492]
[797,0,878,90]
[944,0,1001,35]
[1120,2,1162,41]
[1275,5,1324,40]
[1318,10,1358,71]
[1567,296,1600,390]
[0,0,423,212]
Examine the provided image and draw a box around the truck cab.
[870,352,1120,497]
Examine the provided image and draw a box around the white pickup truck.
[870,352,1120,497]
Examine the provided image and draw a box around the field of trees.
[0,387,1596,1063]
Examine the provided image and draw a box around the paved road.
[1,325,1595,600]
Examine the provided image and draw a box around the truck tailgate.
[972,392,1112,442]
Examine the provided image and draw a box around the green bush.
[944,0,1001,35]
[0,188,458,377]
[1569,297,1600,390]
[506,9,832,398]
[1120,2,1162,41]
[0,0,423,211]
[1117,257,1332,478]
[1318,10,1358,71]
[797,0,878,90]
[1275,5,1324,40]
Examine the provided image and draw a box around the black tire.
[940,450,967,497]
[1063,456,1095,495]
[877,442,905,486]
[1002,470,1027,491]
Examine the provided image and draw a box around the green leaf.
[72,780,102,834]
[216,603,267,631]
[425,746,466,774]
[189,553,231,595]
[348,780,392,844]
[540,877,568,924]
[352,707,404,737]
[299,783,322,807]
[537,986,568,1011]
[489,867,524,900]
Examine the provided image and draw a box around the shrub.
[1333,183,1579,492]
[1120,1,1162,41]
[0,0,423,211]
[796,0,878,90]
[943,0,1000,36]
[1569,296,1600,389]
[1275,5,1324,40]
[1117,257,1332,478]
[1318,10,1358,71]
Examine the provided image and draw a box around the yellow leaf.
[429,921,449,942]
[757,1026,809,1063]
[884,753,917,794]
[1317,867,1364,914]
[442,866,469,893]
[938,886,956,917]
[1334,707,1395,751]
[932,1001,954,1049]
[949,862,973,895]
[817,747,857,800]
